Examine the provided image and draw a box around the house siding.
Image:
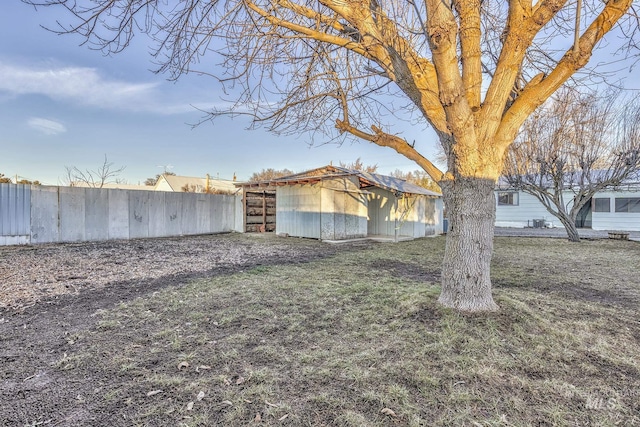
[495,191,565,228]
[591,189,640,231]
[495,188,640,231]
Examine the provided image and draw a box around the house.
[236,166,443,241]
[495,179,640,231]
[154,174,240,194]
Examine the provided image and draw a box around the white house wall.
[591,188,640,231]
[495,190,567,228]
[495,188,640,231]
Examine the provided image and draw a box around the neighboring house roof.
[497,170,640,191]
[155,174,240,193]
[238,165,441,197]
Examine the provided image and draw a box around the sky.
[0,3,441,185]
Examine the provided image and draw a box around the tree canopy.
[338,158,378,173]
[248,168,295,182]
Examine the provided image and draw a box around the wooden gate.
[244,190,276,232]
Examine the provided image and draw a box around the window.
[497,192,518,206]
[615,197,640,213]
[593,198,610,213]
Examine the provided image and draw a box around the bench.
[608,232,629,240]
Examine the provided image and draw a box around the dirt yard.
[0,233,349,311]
[0,233,360,426]
[1,233,638,426]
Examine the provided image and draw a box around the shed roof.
[238,165,441,197]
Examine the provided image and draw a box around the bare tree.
[25,0,637,311]
[64,155,126,188]
[390,169,441,194]
[503,88,640,242]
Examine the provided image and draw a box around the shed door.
[244,190,276,232]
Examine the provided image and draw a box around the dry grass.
[6,236,640,426]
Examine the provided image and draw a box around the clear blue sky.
[0,3,441,185]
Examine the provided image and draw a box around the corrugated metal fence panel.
[1,185,242,246]
[0,183,31,238]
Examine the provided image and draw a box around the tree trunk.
[439,177,499,312]
[556,213,581,242]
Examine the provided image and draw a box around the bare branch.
[64,155,126,188]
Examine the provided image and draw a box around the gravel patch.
[494,226,640,240]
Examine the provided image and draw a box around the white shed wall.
[367,188,440,238]
[320,186,368,240]
[276,184,322,239]
[275,179,368,240]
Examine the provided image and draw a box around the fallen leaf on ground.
[278,414,289,421]
[221,400,233,406]
[186,401,194,411]
[196,365,211,372]
[254,413,262,422]
[236,376,245,385]
[177,361,189,370]
[380,408,397,417]
[146,390,163,397]
[196,391,205,401]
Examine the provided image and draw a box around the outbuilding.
[237,166,443,241]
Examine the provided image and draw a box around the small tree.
[64,155,126,188]
[503,88,640,242]
[0,174,12,184]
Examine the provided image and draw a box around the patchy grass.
[8,236,640,426]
